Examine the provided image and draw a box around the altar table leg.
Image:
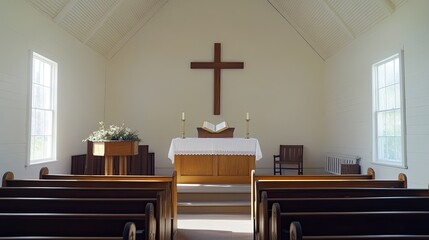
[119,156,127,175]
[105,156,114,175]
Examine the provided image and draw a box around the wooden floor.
[177,214,252,240]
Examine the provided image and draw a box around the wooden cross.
[191,43,244,115]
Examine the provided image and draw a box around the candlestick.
[246,119,250,139]
[181,112,186,138]
[181,118,186,139]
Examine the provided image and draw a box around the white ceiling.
[27,0,407,60]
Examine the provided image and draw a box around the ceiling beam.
[84,0,125,44]
[53,0,79,23]
[322,0,355,39]
[266,0,327,61]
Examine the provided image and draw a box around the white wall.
[324,0,429,188]
[0,0,106,179]
[106,0,325,174]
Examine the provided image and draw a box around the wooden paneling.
[174,154,255,184]
[218,155,251,176]
[71,154,86,174]
[178,155,213,176]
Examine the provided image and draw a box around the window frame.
[27,51,58,166]
[372,51,407,169]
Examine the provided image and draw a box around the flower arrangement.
[83,121,141,142]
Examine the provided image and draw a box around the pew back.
[38,167,178,236]
[250,168,377,231]
[271,202,429,240]
[0,203,154,240]
[2,171,172,240]
[253,171,408,240]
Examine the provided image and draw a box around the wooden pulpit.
[92,141,138,175]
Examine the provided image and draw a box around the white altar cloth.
[168,138,262,162]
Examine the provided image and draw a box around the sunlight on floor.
[178,214,253,234]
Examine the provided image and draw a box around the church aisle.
[176,214,252,240]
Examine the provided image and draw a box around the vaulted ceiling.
[27,0,407,60]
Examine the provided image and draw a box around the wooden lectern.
[197,127,234,138]
[92,141,138,175]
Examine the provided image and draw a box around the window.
[372,52,406,168]
[28,52,57,165]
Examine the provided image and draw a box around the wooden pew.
[39,166,178,237]
[0,203,154,239]
[2,171,174,240]
[271,203,429,240]
[290,221,429,239]
[0,222,137,240]
[261,191,429,240]
[0,197,157,240]
[0,186,164,239]
[0,186,165,198]
[255,173,407,212]
[250,168,376,232]
[0,196,159,214]
[256,187,429,240]
[253,172,407,240]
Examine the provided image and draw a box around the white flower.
[83,121,141,142]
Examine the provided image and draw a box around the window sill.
[26,159,56,167]
[372,161,408,169]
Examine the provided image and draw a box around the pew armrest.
[123,222,136,240]
[289,221,303,240]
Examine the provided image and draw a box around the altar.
[168,138,262,184]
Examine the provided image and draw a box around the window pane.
[33,59,42,84]
[386,85,395,110]
[34,109,45,136]
[378,88,386,110]
[43,86,51,109]
[30,52,57,164]
[33,84,44,109]
[386,60,394,86]
[386,137,396,160]
[394,109,401,136]
[43,63,51,87]
[39,60,45,86]
[31,109,36,135]
[44,110,53,135]
[385,110,395,136]
[373,53,404,167]
[377,112,386,136]
[377,65,386,88]
[31,136,44,160]
[394,58,400,84]
[395,84,400,108]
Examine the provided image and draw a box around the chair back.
[279,145,303,163]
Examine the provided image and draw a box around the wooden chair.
[273,145,303,175]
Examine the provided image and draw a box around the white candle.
[182,112,185,121]
[246,112,250,120]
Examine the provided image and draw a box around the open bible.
[202,121,229,133]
